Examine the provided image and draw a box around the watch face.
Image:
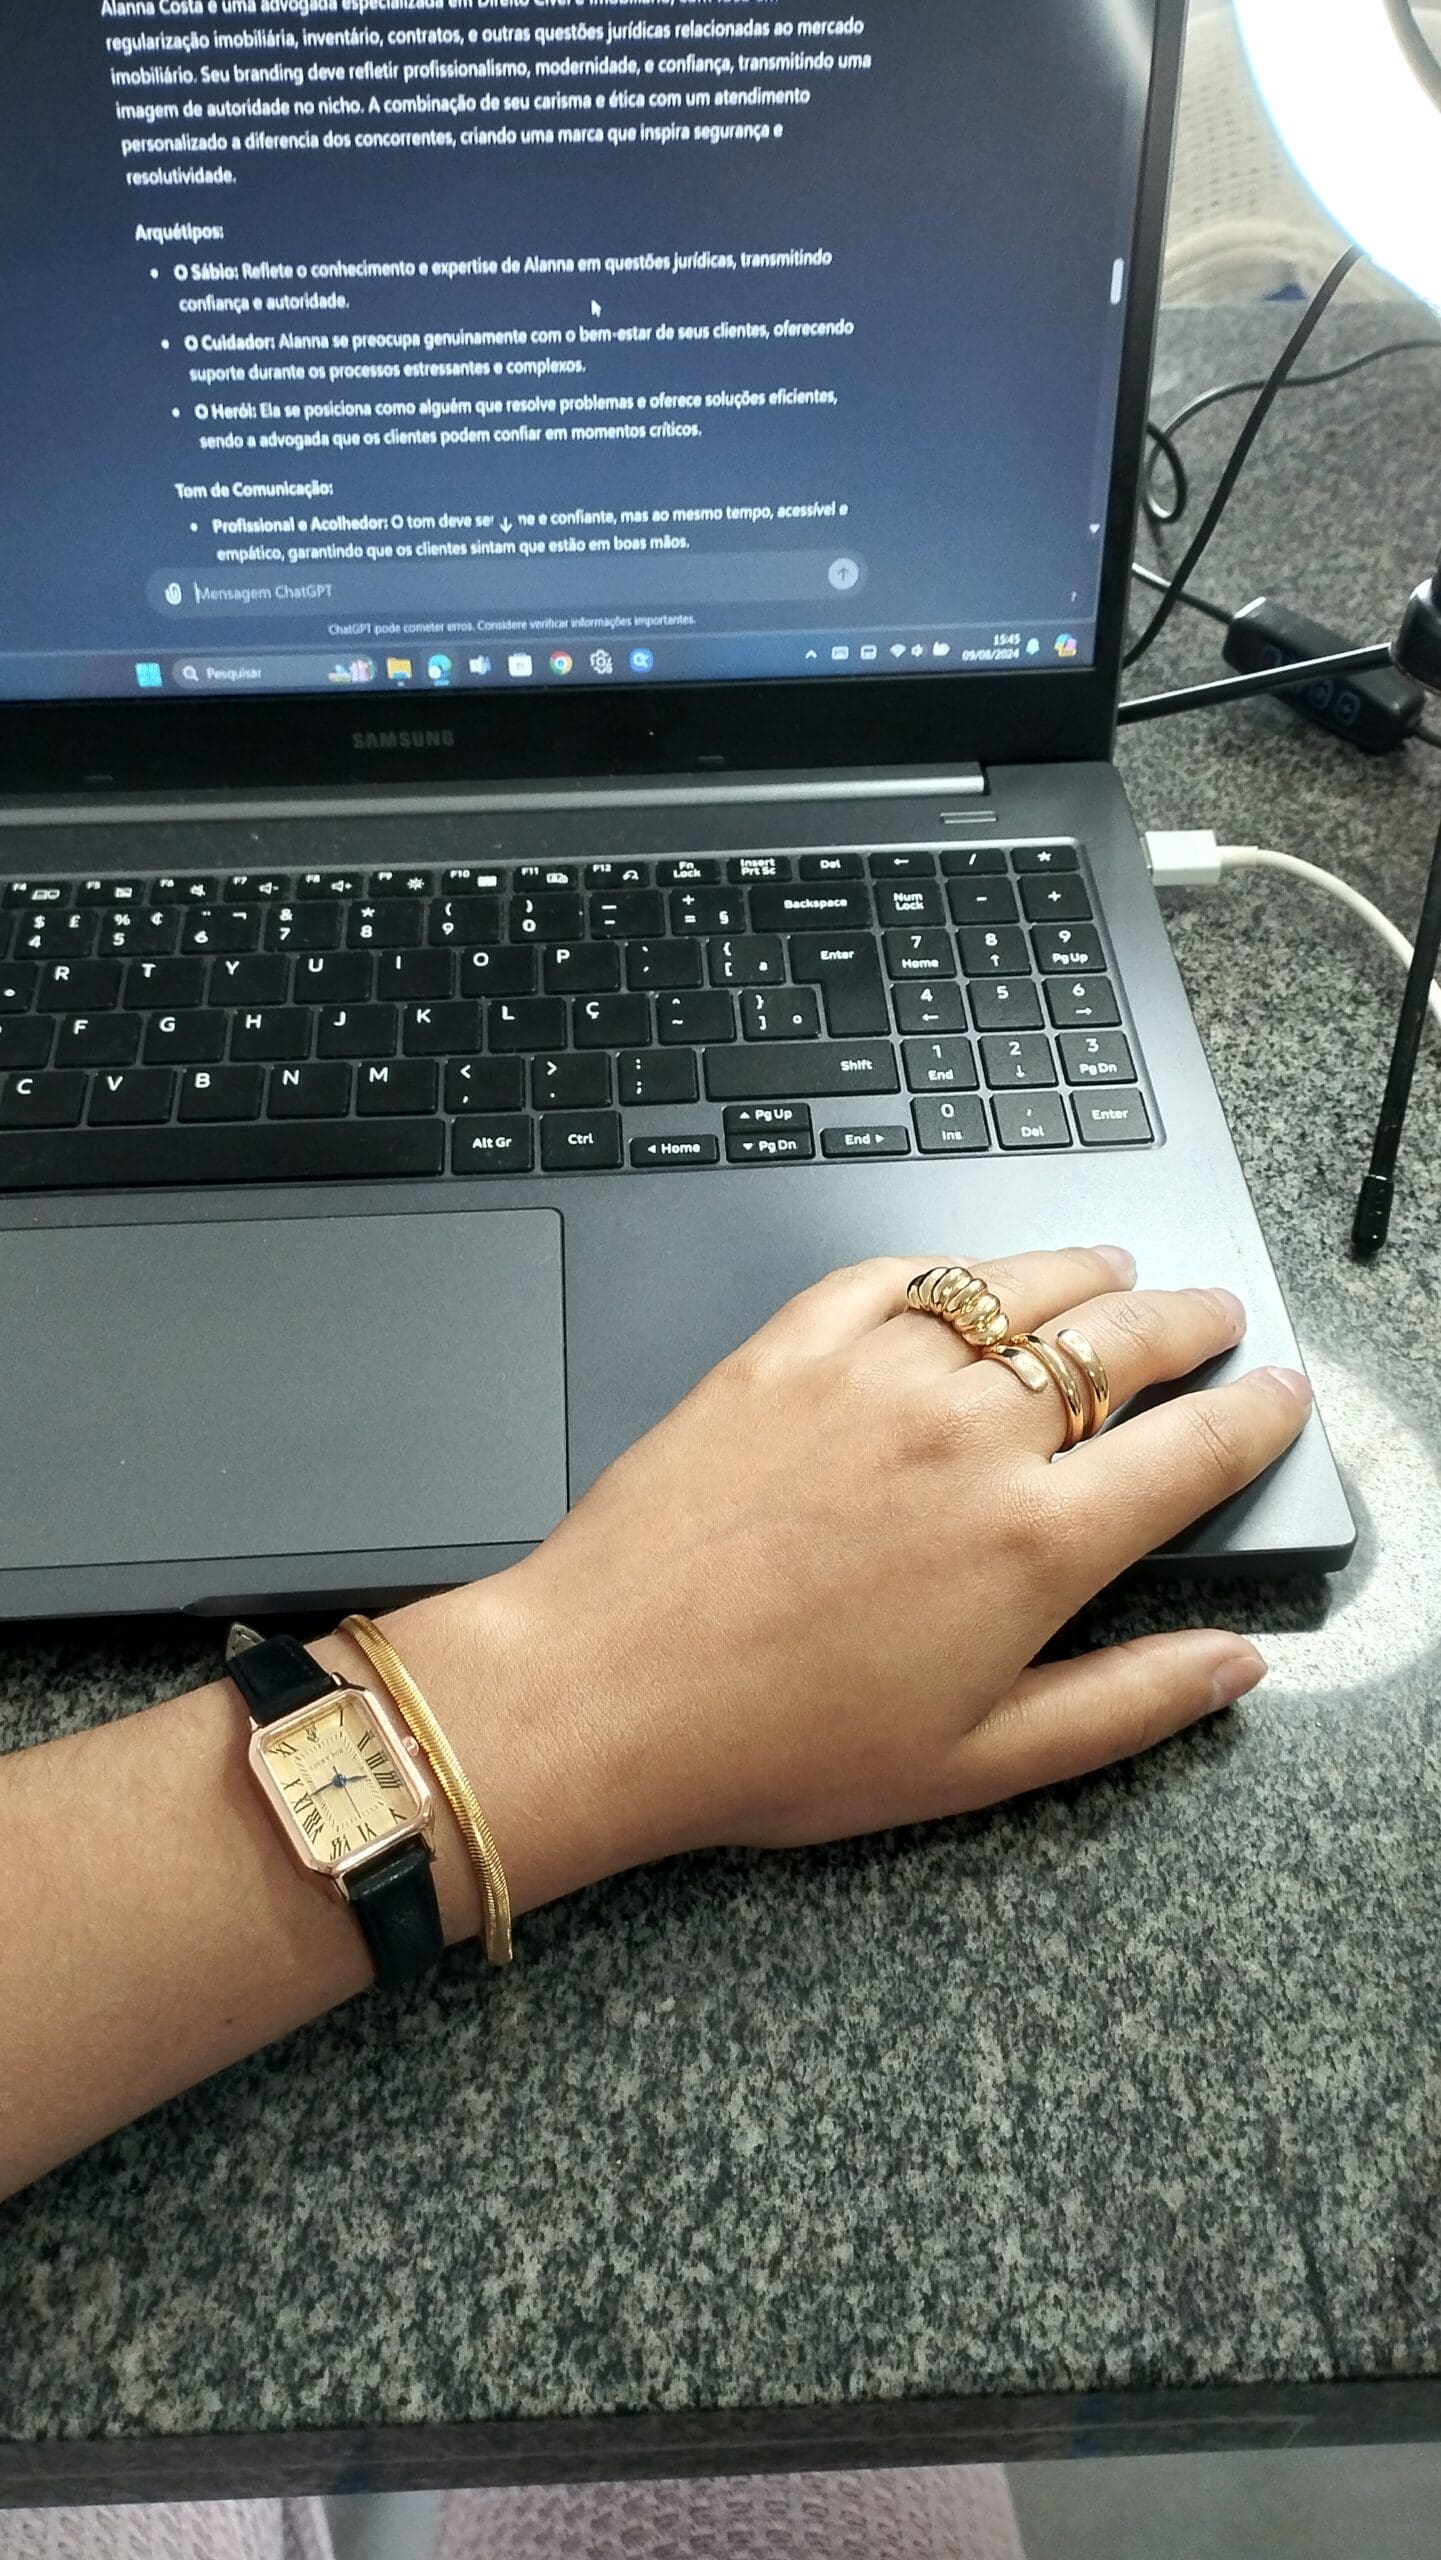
[254,1689,426,1876]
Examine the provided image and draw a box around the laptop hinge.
[0,767,988,828]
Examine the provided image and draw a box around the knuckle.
[1184,1392,1246,1492]
[1103,1291,1165,1358]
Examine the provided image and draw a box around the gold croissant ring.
[981,1330,1111,1450]
[906,1265,1011,1350]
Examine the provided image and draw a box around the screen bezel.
[0,0,1185,798]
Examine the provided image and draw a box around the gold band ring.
[1055,1328,1111,1436]
[906,1264,1011,1350]
[983,1332,1089,1448]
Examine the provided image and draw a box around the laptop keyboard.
[0,844,1154,1191]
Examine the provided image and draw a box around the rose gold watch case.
[247,1682,436,1902]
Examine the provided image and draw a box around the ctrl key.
[453,1114,534,1176]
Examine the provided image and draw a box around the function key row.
[1,845,1081,910]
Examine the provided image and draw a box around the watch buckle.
[225,1621,266,1665]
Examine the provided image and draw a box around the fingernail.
[1091,1244,1137,1286]
[1211,1645,1267,1709]
[1261,1365,1313,1408]
[1202,1286,1246,1337]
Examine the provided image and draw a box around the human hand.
[380,1245,1311,1921]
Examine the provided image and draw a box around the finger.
[765,1243,1135,1365]
[1050,1364,1315,1587]
[949,1630,1266,1810]
[964,1283,1247,1453]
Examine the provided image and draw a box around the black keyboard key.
[432,896,503,947]
[349,900,425,951]
[179,1065,264,1122]
[1033,926,1106,976]
[587,860,653,889]
[672,887,746,935]
[367,869,432,899]
[741,987,821,1042]
[913,1096,989,1155]
[660,991,734,1045]
[903,1036,977,1092]
[591,891,666,940]
[3,879,68,908]
[0,1070,86,1127]
[981,1032,1057,1089]
[441,868,502,895]
[123,962,206,1008]
[17,911,96,958]
[298,871,363,901]
[459,947,535,998]
[1046,976,1120,1029]
[894,983,966,1034]
[445,1058,525,1115]
[799,854,864,880]
[515,865,578,890]
[994,1092,1072,1150]
[575,993,651,1050]
[357,1059,439,1117]
[293,952,371,1006]
[152,876,219,904]
[269,1062,352,1119]
[620,1049,698,1106]
[870,851,937,879]
[653,857,717,885]
[789,935,889,1037]
[726,1129,815,1166]
[317,1004,397,1060]
[877,884,944,927]
[723,1104,812,1136]
[98,909,179,958]
[231,1007,312,1063]
[265,902,343,953]
[1012,843,1079,873]
[511,893,585,943]
[0,1119,443,1191]
[0,963,38,1013]
[376,949,452,1003]
[541,1110,623,1172]
[959,926,1029,976]
[726,855,792,883]
[37,961,122,1011]
[56,1012,142,1069]
[143,1009,227,1065]
[821,1124,910,1159]
[884,929,955,981]
[631,1134,721,1169]
[709,935,785,988]
[1075,1091,1154,1146]
[545,944,620,996]
[1059,1031,1137,1086]
[706,1042,899,1101]
[209,955,290,1009]
[968,977,1042,1032]
[533,1053,611,1111]
[948,879,1019,926]
[750,885,872,932]
[0,1017,53,1069]
[626,939,702,991]
[490,997,566,1053]
[89,1068,174,1127]
[1020,876,1092,924]
[180,906,260,955]
[940,844,1007,877]
[404,999,483,1056]
[227,874,290,904]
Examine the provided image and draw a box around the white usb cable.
[1144,828,1441,1033]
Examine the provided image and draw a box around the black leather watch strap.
[346,1839,446,1992]
[226,1631,343,1726]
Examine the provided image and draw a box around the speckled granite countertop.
[3,311,1441,2502]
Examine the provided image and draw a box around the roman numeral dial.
[258,1691,414,1869]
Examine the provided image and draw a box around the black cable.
[1353,806,1441,1256]
[1140,336,1441,530]
[1119,644,1394,727]
[1129,560,1231,629]
[1125,247,1364,670]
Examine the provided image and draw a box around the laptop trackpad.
[0,1209,567,1571]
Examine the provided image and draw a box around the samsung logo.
[352,728,455,753]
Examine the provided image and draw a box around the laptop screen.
[0,0,1153,710]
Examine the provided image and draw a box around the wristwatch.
[226,1625,444,1991]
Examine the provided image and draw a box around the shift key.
[705,1041,899,1101]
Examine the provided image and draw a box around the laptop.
[0,0,1353,1619]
